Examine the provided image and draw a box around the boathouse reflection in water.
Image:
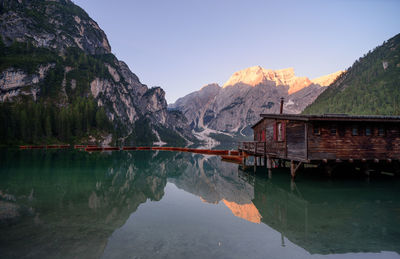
[0,149,399,258]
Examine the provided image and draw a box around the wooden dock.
[239,114,400,179]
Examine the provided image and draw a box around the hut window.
[352,127,358,136]
[365,127,372,136]
[378,127,385,136]
[313,126,320,135]
[277,122,283,141]
[330,127,337,135]
[274,121,285,142]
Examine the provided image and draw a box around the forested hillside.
[0,98,110,145]
[303,33,400,115]
[0,39,113,144]
[0,0,193,146]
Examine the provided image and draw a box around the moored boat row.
[19,144,71,149]
[220,155,244,164]
[18,144,244,162]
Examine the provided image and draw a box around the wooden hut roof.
[252,114,400,128]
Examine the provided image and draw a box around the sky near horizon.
[73,0,400,104]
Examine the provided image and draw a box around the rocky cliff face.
[0,0,193,144]
[0,64,54,101]
[170,66,343,136]
[0,0,111,54]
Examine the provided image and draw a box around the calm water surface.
[0,149,399,259]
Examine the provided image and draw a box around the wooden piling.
[290,160,302,179]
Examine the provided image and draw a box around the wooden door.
[286,122,306,159]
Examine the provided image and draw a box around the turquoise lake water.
[0,149,399,259]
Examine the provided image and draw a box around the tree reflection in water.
[0,149,399,258]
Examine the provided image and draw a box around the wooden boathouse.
[239,113,400,178]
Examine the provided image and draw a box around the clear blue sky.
[73,0,400,103]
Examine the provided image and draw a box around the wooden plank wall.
[253,119,287,157]
[267,119,286,158]
[307,122,400,160]
[253,120,267,141]
[286,122,307,159]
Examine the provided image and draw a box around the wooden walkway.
[238,141,400,179]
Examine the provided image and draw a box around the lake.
[0,149,399,259]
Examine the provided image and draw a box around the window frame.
[313,125,320,135]
[378,127,385,136]
[352,127,359,136]
[274,121,286,142]
[277,122,283,141]
[330,126,337,136]
[365,126,372,136]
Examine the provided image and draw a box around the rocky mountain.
[304,33,400,115]
[170,66,342,137]
[0,0,194,145]
[223,67,313,94]
[167,154,260,223]
[311,70,343,87]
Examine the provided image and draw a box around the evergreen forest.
[0,38,115,145]
[303,33,400,115]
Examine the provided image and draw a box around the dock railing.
[239,141,286,157]
[239,141,266,155]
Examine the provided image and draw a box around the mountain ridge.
[222,66,343,95]
[170,67,342,138]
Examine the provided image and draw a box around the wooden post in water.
[263,142,267,166]
[290,178,296,191]
[290,160,302,180]
[267,156,272,169]
[266,155,272,178]
[263,155,267,167]
[361,162,371,180]
[290,161,294,178]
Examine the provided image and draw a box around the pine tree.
[45,114,52,138]
[20,110,29,142]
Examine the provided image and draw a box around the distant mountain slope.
[170,67,342,137]
[311,71,344,87]
[0,0,194,145]
[303,33,400,115]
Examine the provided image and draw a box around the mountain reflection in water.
[0,149,399,259]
